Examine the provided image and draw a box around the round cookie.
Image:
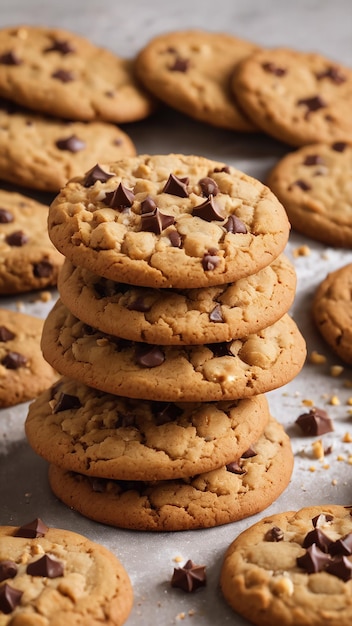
[135,29,259,131]
[0,308,58,407]
[0,519,133,625]
[41,299,307,402]
[0,100,136,192]
[25,376,271,481]
[0,25,155,123]
[220,504,352,626]
[267,141,352,248]
[47,154,291,289]
[231,47,352,147]
[0,189,63,294]
[312,263,352,364]
[48,416,294,531]
[57,254,297,345]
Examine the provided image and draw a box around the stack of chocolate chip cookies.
[25,153,307,531]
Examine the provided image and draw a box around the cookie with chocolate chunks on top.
[0,100,136,192]
[0,25,155,123]
[25,376,271,480]
[0,521,132,625]
[231,47,352,147]
[57,254,297,345]
[0,189,63,294]
[220,504,352,626]
[41,299,306,402]
[48,416,293,531]
[0,308,58,407]
[48,154,291,289]
[267,142,352,247]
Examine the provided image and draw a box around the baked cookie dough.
[41,299,307,402]
[0,100,136,192]
[135,29,259,131]
[25,376,271,481]
[267,141,352,248]
[48,416,294,531]
[57,254,297,344]
[312,263,352,364]
[0,189,63,295]
[0,520,133,625]
[0,25,155,122]
[220,504,352,626]
[48,154,291,289]
[0,308,58,407]
[232,47,352,147]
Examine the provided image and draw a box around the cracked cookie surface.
[41,299,306,402]
[47,154,291,289]
[58,254,296,345]
[220,504,352,626]
[48,416,293,531]
[25,376,270,480]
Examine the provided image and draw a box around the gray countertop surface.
[1,1,352,624]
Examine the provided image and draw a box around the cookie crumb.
[302,398,315,407]
[173,556,183,563]
[309,351,327,365]
[347,397,352,405]
[293,245,311,257]
[329,395,340,406]
[330,365,344,377]
[337,454,346,461]
[331,479,338,486]
[312,440,324,460]
[309,465,316,472]
[343,432,352,443]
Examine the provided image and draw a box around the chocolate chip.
[56,134,86,152]
[0,561,17,583]
[332,141,347,152]
[168,229,182,248]
[135,345,165,368]
[329,533,352,557]
[0,208,14,223]
[312,513,334,528]
[326,556,352,581]
[103,183,134,209]
[44,38,75,55]
[264,526,284,542]
[262,61,287,76]
[192,196,225,222]
[53,392,82,413]
[198,177,219,197]
[126,295,152,312]
[163,173,189,197]
[33,260,54,278]
[226,460,246,475]
[169,57,190,72]
[15,518,48,538]
[26,554,64,578]
[0,50,22,65]
[303,155,325,166]
[202,250,220,271]
[141,207,175,234]
[51,69,75,82]
[83,164,114,187]
[152,401,183,425]
[0,584,23,614]
[213,166,230,174]
[0,326,15,342]
[5,230,29,247]
[316,66,346,84]
[296,544,331,573]
[209,304,223,323]
[303,528,333,553]
[140,196,157,214]
[296,407,334,436]
[289,179,312,191]
[206,341,232,357]
[241,446,257,459]
[297,95,327,117]
[171,560,206,592]
[223,215,247,234]
[1,351,28,369]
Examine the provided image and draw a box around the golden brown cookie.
[220,504,352,626]
[48,416,293,531]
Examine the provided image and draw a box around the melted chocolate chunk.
[163,173,189,197]
[168,229,182,248]
[303,528,333,553]
[140,196,157,214]
[296,407,334,436]
[0,584,23,614]
[171,560,206,592]
[33,261,54,278]
[209,304,223,323]
[83,164,114,187]
[264,526,284,542]
[135,345,165,368]
[202,250,220,271]
[152,401,183,425]
[241,446,257,459]
[329,533,352,556]
[289,179,312,191]
[0,561,17,583]
[0,208,14,223]
[316,65,346,84]
[0,50,22,65]
[169,57,190,72]
[126,294,152,312]
[103,183,134,209]
[213,165,230,174]
[51,69,75,82]
[15,518,48,538]
[332,141,348,152]
[141,207,175,234]
[206,341,232,357]
[5,230,29,246]
[1,351,28,369]
[326,556,352,581]
[26,554,64,578]
[53,392,82,413]
[303,154,325,166]
[262,61,287,76]
[296,543,331,573]
[223,214,247,233]
[198,177,219,197]
[56,134,86,152]
[192,196,224,222]
[44,38,75,55]
[297,95,327,117]
[226,460,246,475]
[0,326,15,342]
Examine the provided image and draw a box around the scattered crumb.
[188,609,196,616]
[176,612,186,621]
[38,291,52,303]
[312,440,324,460]
[173,556,183,563]
[302,399,315,407]
[322,464,330,469]
[330,365,344,377]
[293,245,311,257]
[347,397,352,406]
[309,351,327,365]
[348,456,352,465]
[344,380,352,389]
[337,454,346,461]
[309,465,316,472]
[331,479,338,486]
[343,432,352,443]
[329,395,340,406]
[15,301,24,311]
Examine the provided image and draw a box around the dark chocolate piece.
[53,392,82,413]
[192,196,224,222]
[297,95,327,117]
[295,407,334,436]
[0,560,17,583]
[141,207,175,234]
[51,69,75,82]
[83,164,114,187]
[326,556,352,581]
[241,446,257,459]
[140,196,157,214]
[0,208,14,223]
[126,295,152,312]
[302,528,333,553]
[15,518,48,538]
[152,401,183,425]
[262,61,287,76]
[103,183,134,209]
[1,351,28,369]
[33,260,54,278]
[0,50,22,65]
[171,559,206,592]
[56,134,86,152]
[209,304,223,323]
[329,533,352,556]
[290,179,312,191]
[316,66,346,84]
[168,229,182,248]
[296,544,331,573]
[5,230,29,246]
[264,526,284,542]
[26,554,64,578]
[312,513,334,528]
[223,215,247,233]
[206,341,232,357]
[198,177,219,197]
[44,39,75,55]
[332,141,347,152]
[202,250,220,271]
[226,460,246,475]
[169,57,190,72]
[0,326,15,342]
[303,154,325,166]
[163,174,189,197]
[0,584,23,614]
[135,345,165,368]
